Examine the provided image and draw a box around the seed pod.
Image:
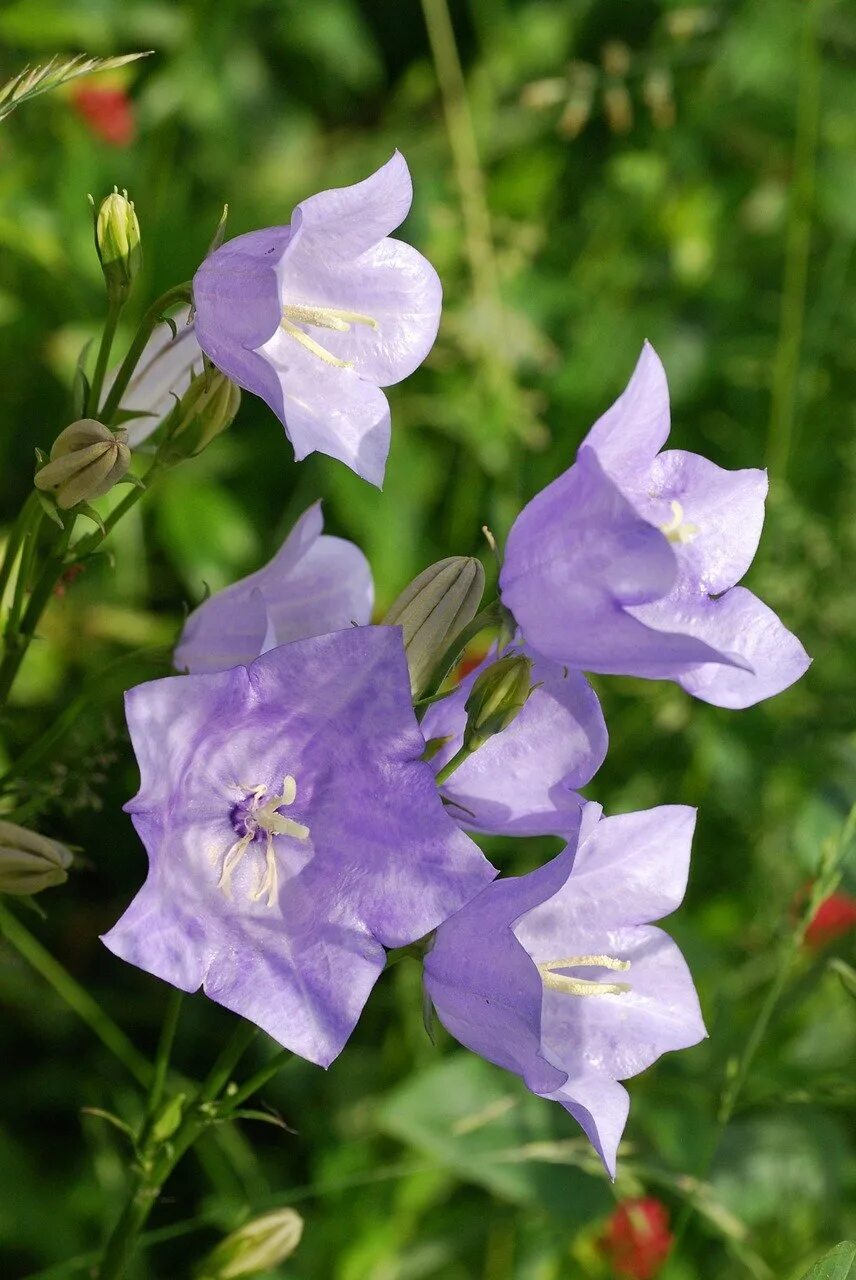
[169,368,241,457]
[195,1208,304,1280]
[383,556,485,697]
[462,653,533,753]
[0,821,72,896]
[94,188,142,302]
[34,419,130,509]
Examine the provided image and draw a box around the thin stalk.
[0,492,39,612]
[74,458,165,561]
[145,989,183,1124]
[0,515,75,708]
[87,297,123,418]
[99,282,192,425]
[434,743,472,786]
[221,1048,293,1113]
[0,899,152,1087]
[3,499,42,638]
[766,0,821,479]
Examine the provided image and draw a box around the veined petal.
[581,342,671,479]
[631,585,811,708]
[276,237,442,387]
[108,309,201,446]
[289,151,413,261]
[255,326,391,486]
[550,1072,630,1180]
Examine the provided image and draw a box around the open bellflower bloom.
[192,152,442,486]
[175,502,373,673]
[421,648,607,838]
[102,628,495,1066]
[500,343,809,708]
[424,803,705,1176]
[105,307,202,446]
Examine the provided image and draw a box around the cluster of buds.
[0,821,72,896]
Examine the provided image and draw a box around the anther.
[538,954,631,998]
[659,499,700,545]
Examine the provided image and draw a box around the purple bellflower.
[191,153,442,487]
[421,648,607,838]
[499,344,809,708]
[424,802,705,1176]
[175,502,373,674]
[102,627,495,1067]
[105,307,202,447]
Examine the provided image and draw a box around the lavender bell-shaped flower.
[175,502,373,673]
[102,627,495,1067]
[424,802,706,1176]
[191,152,442,487]
[499,343,810,708]
[422,647,607,838]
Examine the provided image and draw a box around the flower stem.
[0,514,75,709]
[74,457,166,562]
[0,899,152,1088]
[434,743,472,786]
[88,296,124,419]
[146,989,183,1122]
[99,282,192,426]
[0,492,40,616]
[221,1047,294,1113]
[97,1020,257,1280]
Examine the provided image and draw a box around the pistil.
[538,954,631,997]
[217,776,310,908]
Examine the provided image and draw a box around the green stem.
[0,899,152,1088]
[99,283,192,426]
[74,458,165,562]
[434,743,472,786]
[766,0,821,480]
[3,498,42,638]
[88,297,124,419]
[220,1048,293,1114]
[145,989,183,1124]
[416,598,503,720]
[0,515,74,708]
[0,492,39,613]
[97,1021,257,1280]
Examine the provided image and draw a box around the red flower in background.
[72,85,135,147]
[805,892,856,950]
[600,1198,673,1280]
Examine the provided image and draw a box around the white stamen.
[216,774,310,907]
[538,954,631,998]
[659,499,700,545]
[282,302,378,332]
[280,317,354,368]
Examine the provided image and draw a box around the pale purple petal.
[175,503,374,674]
[581,342,671,479]
[289,151,413,260]
[630,585,811,708]
[550,1073,630,1180]
[501,447,734,676]
[423,651,607,837]
[105,627,495,1066]
[255,326,391,486]
[109,308,202,446]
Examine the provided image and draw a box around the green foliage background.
[0,1,854,1276]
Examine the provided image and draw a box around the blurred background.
[0,1,854,1277]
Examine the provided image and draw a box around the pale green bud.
[383,556,485,697]
[94,188,142,302]
[195,1208,304,1280]
[169,369,241,457]
[0,821,72,896]
[462,653,533,752]
[34,419,131,509]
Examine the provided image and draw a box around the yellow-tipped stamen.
[659,498,700,545]
[217,775,310,907]
[280,318,354,368]
[282,302,378,332]
[538,954,631,998]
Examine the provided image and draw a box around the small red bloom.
[600,1198,672,1280]
[805,893,856,950]
[72,85,135,147]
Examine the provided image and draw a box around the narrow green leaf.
[799,1242,856,1280]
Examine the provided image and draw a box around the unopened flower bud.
[195,1208,304,1280]
[0,821,72,896]
[35,419,130,509]
[170,369,241,457]
[462,653,533,752]
[383,556,485,698]
[94,188,142,302]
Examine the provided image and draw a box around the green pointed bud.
[34,419,131,509]
[383,556,485,697]
[195,1208,304,1280]
[462,653,533,752]
[169,368,241,457]
[94,188,142,303]
[0,821,72,896]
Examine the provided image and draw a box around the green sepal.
[148,1091,186,1145]
[71,339,92,418]
[34,490,65,529]
[207,203,229,257]
[81,1107,137,1149]
[75,503,106,535]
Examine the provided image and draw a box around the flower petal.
[255,326,391,485]
[110,309,201,446]
[175,503,374,674]
[550,1072,630,1180]
[581,342,671,479]
[631,585,811,708]
[289,151,413,260]
[423,652,607,837]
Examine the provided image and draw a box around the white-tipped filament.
[538,954,631,998]
[280,301,378,369]
[659,499,700,546]
[217,775,310,909]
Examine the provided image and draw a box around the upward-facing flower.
[191,152,442,487]
[423,803,705,1176]
[102,627,495,1066]
[175,502,373,673]
[499,344,810,708]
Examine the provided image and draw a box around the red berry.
[600,1198,673,1280]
